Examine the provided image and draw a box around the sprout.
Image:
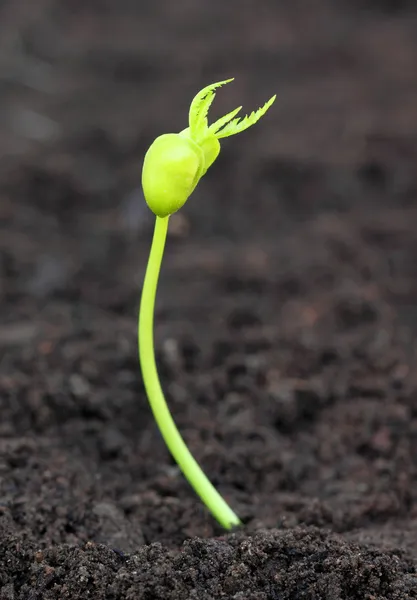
[138,79,275,529]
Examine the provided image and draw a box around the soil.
[1,1,417,598]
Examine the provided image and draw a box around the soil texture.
[1,0,417,598]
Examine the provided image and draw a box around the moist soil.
[1,1,417,598]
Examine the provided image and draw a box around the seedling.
[139,79,275,529]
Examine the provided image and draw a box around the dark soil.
[1,1,417,598]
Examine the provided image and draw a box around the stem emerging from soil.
[138,215,241,530]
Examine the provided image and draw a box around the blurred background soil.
[1,0,417,598]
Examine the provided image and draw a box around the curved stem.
[138,215,241,530]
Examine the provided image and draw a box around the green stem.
[138,215,241,530]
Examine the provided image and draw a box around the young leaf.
[189,79,234,139]
[215,95,276,139]
[192,91,215,141]
[208,106,243,136]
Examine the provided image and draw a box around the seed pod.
[142,133,205,218]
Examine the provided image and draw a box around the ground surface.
[1,1,417,598]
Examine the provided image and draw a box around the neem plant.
[139,79,275,529]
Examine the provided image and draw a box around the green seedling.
[139,79,275,529]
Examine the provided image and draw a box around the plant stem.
[138,215,241,530]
